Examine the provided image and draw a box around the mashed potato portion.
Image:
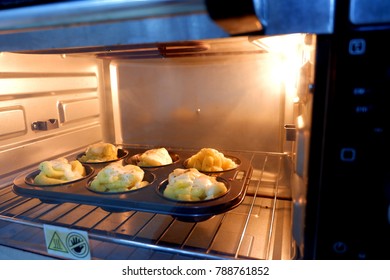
[163,168,227,201]
[186,148,237,172]
[89,163,148,192]
[34,157,86,185]
[137,148,173,167]
[79,142,118,163]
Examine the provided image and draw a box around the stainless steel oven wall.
[109,40,301,153]
[0,52,103,186]
[111,55,281,151]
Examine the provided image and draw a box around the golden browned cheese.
[163,168,227,201]
[79,143,118,163]
[137,147,173,167]
[89,163,148,192]
[33,157,86,185]
[186,148,237,172]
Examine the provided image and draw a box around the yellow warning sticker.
[48,232,68,253]
[44,224,91,260]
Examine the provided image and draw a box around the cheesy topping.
[137,147,173,167]
[33,157,86,185]
[163,168,227,201]
[79,143,118,163]
[186,148,237,172]
[89,163,148,192]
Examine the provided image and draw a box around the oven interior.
[0,33,315,259]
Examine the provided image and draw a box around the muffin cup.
[157,177,230,203]
[86,171,156,194]
[77,148,129,168]
[127,151,180,168]
[183,155,241,176]
[24,165,94,187]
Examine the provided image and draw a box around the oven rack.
[0,152,294,260]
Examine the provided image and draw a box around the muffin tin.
[13,147,252,222]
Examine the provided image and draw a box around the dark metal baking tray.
[13,147,252,222]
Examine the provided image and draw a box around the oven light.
[292,96,300,103]
[297,115,305,130]
[252,34,309,103]
[61,54,67,59]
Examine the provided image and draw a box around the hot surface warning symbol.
[48,232,68,253]
[44,224,91,260]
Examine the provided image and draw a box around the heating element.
[0,149,294,260]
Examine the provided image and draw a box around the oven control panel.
[314,28,390,259]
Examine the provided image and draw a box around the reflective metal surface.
[0,0,206,33]
[0,0,334,52]
[0,0,227,52]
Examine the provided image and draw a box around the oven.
[0,0,389,260]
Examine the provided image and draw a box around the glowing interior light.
[252,34,309,100]
[297,115,305,129]
[292,96,300,103]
